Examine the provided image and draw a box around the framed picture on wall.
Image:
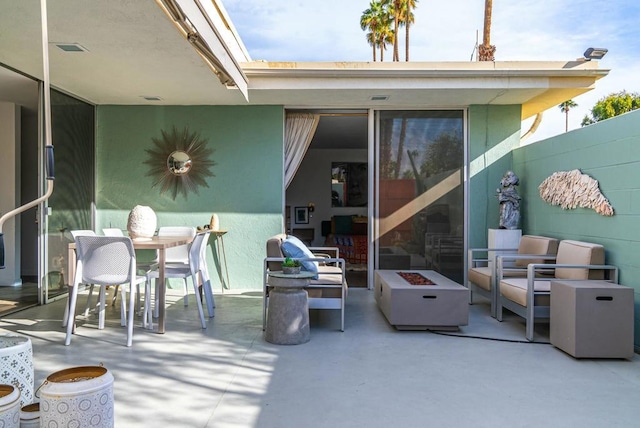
[294,207,309,224]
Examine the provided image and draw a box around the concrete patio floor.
[0,287,638,427]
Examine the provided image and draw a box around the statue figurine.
[496,170,521,229]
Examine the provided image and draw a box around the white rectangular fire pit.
[374,270,469,330]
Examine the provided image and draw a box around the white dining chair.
[70,230,98,317]
[155,226,196,310]
[144,231,213,329]
[102,228,124,237]
[64,235,146,347]
[103,227,152,313]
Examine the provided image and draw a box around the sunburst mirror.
[144,126,216,199]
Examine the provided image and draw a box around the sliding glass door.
[375,110,465,283]
[44,90,95,303]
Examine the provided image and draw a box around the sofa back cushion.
[266,234,287,272]
[514,235,559,268]
[555,240,605,280]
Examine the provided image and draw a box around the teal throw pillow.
[281,236,318,278]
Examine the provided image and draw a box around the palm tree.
[385,0,404,62]
[360,1,388,61]
[361,2,381,61]
[478,0,496,61]
[559,100,578,132]
[378,24,394,61]
[403,0,417,61]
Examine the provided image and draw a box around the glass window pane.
[377,110,464,283]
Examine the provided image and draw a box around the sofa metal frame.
[263,246,347,332]
[468,235,560,319]
[496,254,619,341]
[467,246,518,318]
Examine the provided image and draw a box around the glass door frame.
[367,108,469,289]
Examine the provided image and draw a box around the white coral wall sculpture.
[538,169,614,216]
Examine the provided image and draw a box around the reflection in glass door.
[375,110,465,283]
[44,90,95,303]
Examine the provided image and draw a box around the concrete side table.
[265,271,314,345]
[550,280,634,359]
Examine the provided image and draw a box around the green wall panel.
[468,104,522,248]
[95,105,285,290]
[513,109,640,350]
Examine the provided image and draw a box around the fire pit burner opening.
[396,271,436,285]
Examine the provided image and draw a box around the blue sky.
[224,0,640,143]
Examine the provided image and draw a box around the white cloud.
[224,0,640,141]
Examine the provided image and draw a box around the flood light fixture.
[583,47,608,61]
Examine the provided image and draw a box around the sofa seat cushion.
[514,235,559,268]
[555,240,605,280]
[469,266,528,291]
[310,265,348,298]
[500,278,551,307]
[468,267,492,291]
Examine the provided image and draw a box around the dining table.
[67,234,195,334]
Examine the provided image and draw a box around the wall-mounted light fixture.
[583,47,608,61]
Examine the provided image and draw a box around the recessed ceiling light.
[370,95,389,101]
[53,43,89,52]
[141,96,163,101]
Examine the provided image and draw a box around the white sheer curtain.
[284,113,320,188]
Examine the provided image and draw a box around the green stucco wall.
[95,105,284,291]
[468,105,522,248]
[513,110,640,349]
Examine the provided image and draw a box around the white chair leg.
[183,278,189,307]
[201,270,215,317]
[192,275,206,329]
[143,279,152,330]
[120,285,128,327]
[135,283,142,316]
[111,285,120,306]
[98,286,107,330]
[126,281,135,347]
[202,278,215,318]
[83,284,95,316]
[65,283,80,346]
[153,279,160,318]
[62,287,71,328]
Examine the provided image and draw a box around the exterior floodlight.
[583,47,608,60]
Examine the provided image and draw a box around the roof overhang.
[0,1,608,115]
[242,60,609,120]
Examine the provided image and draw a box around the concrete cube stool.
[550,280,634,359]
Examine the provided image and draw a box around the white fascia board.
[242,60,609,80]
